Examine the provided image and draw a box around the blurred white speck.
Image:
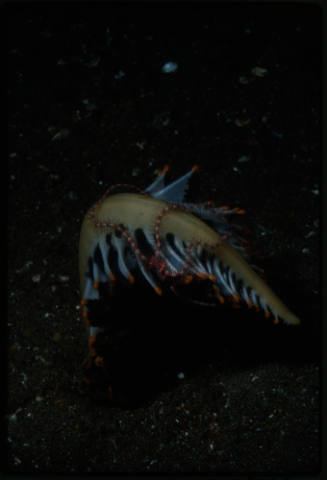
[85,102,97,112]
[14,457,22,466]
[177,372,185,379]
[105,27,112,47]
[161,61,178,74]
[51,131,62,141]
[9,407,23,422]
[34,354,48,364]
[111,438,118,450]
[86,57,100,68]
[311,188,319,196]
[51,128,70,141]
[9,152,17,158]
[114,70,125,80]
[49,173,59,181]
[237,155,250,163]
[239,76,249,85]
[98,180,103,185]
[305,230,315,239]
[132,168,140,177]
[302,248,310,255]
[251,66,268,77]
[32,274,41,283]
[68,190,77,200]
[58,275,69,283]
[35,395,43,402]
[234,118,250,127]
[271,130,284,139]
[233,166,240,172]
[41,28,52,39]
[135,141,146,150]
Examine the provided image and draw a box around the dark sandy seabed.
[6,3,321,477]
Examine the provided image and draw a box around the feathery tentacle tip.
[94,356,105,367]
[184,275,194,284]
[88,335,97,347]
[128,274,135,284]
[235,208,246,215]
[109,273,116,283]
[233,294,241,303]
[158,165,170,176]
